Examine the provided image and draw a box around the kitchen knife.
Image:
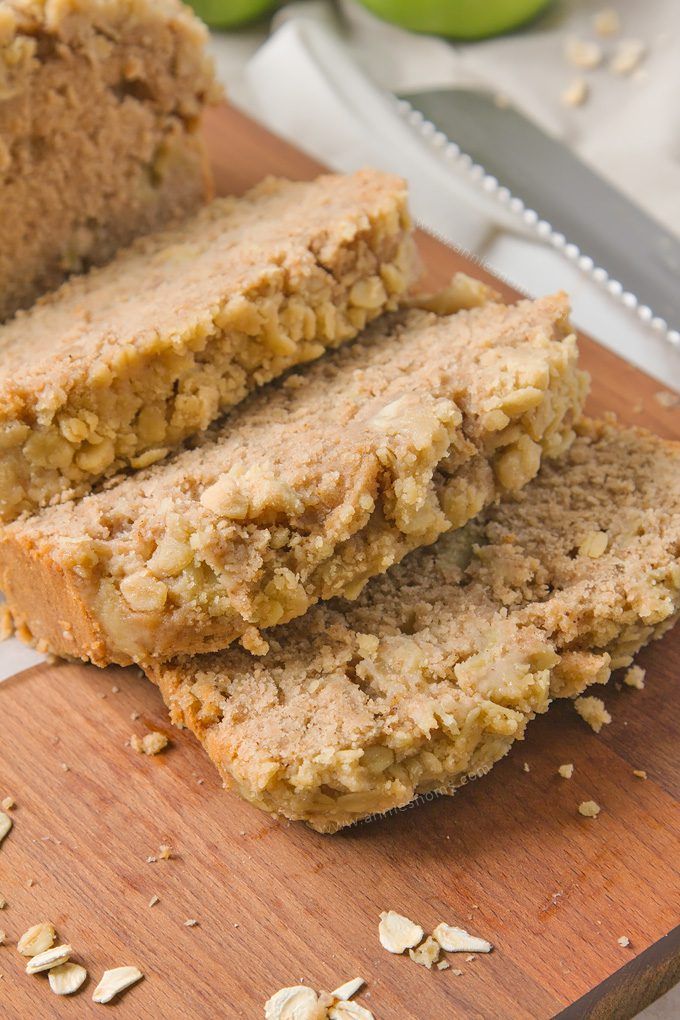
[398,87,680,342]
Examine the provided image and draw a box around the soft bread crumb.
[574,696,611,733]
[131,732,168,755]
[624,665,645,689]
[558,764,574,779]
[409,936,441,968]
[578,800,601,818]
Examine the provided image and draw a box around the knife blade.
[397,87,680,343]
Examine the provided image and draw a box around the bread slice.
[147,421,680,832]
[0,294,586,666]
[0,0,222,322]
[0,169,414,520]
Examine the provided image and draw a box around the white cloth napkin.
[214,0,680,386]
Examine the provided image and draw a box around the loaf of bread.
[0,294,586,666]
[0,169,414,520]
[150,422,680,831]
[0,0,221,320]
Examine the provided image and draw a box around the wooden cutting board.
[0,104,678,1020]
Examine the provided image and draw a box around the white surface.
[210,0,680,387]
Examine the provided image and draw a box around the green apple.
[356,0,552,39]
[188,0,278,29]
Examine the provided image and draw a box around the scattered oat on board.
[26,944,72,974]
[330,978,365,1001]
[17,922,56,957]
[432,923,493,954]
[148,895,159,908]
[378,911,424,954]
[0,812,12,845]
[92,966,143,1004]
[633,769,648,780]
[49,962,88,996]
[264,986,324,1020]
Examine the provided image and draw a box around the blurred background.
[186,0,679,390]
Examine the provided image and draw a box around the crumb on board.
[624,665,645,689]
[574,696,612,732]
[409,936,441,969]
[558,764,574,779]
[578,800,601,818]
[617,935,630,947]
[633,769,647,780]
[131,731,169,755]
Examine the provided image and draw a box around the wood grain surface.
[0,103,678,1020]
